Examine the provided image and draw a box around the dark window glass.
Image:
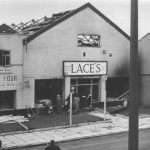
[71,79,76,85]
[93,79,98,84]
[0,50,10,66]
[78,79,91,84]
[0,51,2,65]
[5,55,10,66]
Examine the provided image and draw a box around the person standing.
[87,93,92,111]
[44,140,61,150]
[64,94,70,112]
[38,99,53,114]
[56,95,62,113]
[73,94,80,112]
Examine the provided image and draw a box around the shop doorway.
[0,90,16,110]
[78,85,90,98]
[71,78,99,104]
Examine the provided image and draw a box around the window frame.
[0,50,11,67]
[77,34,100,48]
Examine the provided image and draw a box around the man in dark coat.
[44,140,61,150]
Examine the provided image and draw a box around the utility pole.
[129,0,139,149]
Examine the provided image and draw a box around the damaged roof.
[0,23,18,34]
[10,3,129,44]
[10,10,72,36]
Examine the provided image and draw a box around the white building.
[139,33,150,106]
[0,3,130,110]
[0,34,26,109]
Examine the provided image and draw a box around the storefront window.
[92,85,98,103]
[71,78,99,104]
[93,79,99,84]
[78,79,91,84]
[35,79,63,105]
[0,91,15,110]
[71,79,76,85]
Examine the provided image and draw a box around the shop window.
[0,50,11,66]
[71,79,76,85]
[78,79,91,85]
[92,85,98,102]
[35,79,63,105]
[78,34,100,47]
[0,91,15,110]
[93,79,99,84]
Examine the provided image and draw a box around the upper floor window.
[78,34,100,47]
[0,50,11,66]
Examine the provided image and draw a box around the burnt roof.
[18,3,130,44]
[10,10,73,36]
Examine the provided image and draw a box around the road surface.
[15,128,150,150]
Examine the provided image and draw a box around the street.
[15,128,150,150]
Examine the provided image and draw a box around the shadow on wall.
[114,62,129,77]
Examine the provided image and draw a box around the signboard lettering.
[64,61,107,76]
[0,68,21,89]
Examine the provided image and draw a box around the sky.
[0,0,149,39]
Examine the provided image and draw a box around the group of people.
[65,93,92,113]
[38,93,92,114]
[38,94,63,114]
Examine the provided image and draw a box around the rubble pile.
[0,115,28,124]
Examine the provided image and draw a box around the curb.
[0,120,111,149]
[1,110,150,149]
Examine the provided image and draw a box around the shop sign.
[63,61,107,76]
[0,68,21,89]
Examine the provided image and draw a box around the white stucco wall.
[23,7,130,79]
[0,34,26,109]
[139,34,150,106]
[139,34,150,74]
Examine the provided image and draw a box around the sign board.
[0,68,21,90]
[63,61,107,76]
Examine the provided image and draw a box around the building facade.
[0,3,130,110]
[139,33,150,106]
[0,34,26,109]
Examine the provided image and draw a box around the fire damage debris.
[9,10,74,35]
[0,115,29,130]
[78,34,100,47]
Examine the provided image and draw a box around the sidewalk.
[1,109,150,149]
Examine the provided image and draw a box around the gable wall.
[139,34,150,106]
[23,7,130,79]
[139,34,150,74]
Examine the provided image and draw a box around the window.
[0,50,11,66]
[82,51,86,57]
[78,34,100,47]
